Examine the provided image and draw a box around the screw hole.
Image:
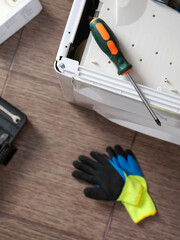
[65,46,67,48]
[132,44,135,47]
[107,8,110,11]
[140,59,142,62]
[170,62,172,65]
[68,32,71,34]
[108,61,111,64]
[153,14,156,17]
[155,51,158,55]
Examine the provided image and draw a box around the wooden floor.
[0,1,180,239]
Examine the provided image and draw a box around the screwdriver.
[90,18,161,127]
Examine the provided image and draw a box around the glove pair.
[72,145,156,223]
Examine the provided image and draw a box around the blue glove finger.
[126,153,143,177]
[114,145,131,174]
[109,159,126,181]
[111,156,121,167]
[117,155,130,174]
[106,146,121,167]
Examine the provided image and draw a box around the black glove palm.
[72,152,124,201]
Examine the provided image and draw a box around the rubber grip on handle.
[90,18,132,75]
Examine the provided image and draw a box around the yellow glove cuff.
[117,173,143,206]
[123,176,157,223]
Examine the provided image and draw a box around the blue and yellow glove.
[106,145,157,223]
[72,152,143,205]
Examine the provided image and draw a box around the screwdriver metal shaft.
[127,73,161,126]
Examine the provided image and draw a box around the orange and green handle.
[90,18,132,75]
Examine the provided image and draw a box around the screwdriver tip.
[156,119,161,126]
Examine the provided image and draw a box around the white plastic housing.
[55,0,180,145]
[0,0,42,44]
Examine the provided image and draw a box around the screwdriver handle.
[90,18,132,75]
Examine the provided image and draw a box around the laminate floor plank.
[11,6,72,81]
[0,212,89,240]
[4,72,135,143]
[0,32,21,94]
[0,69,7,93]
[40,0,73,21]
[0,32,21,70]
[0,70,135,240]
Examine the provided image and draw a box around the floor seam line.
[130,132,137,150]
[1,28,24,97]
[103,202,116,240]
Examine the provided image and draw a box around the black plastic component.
[67,0,99,60]
[0,143,17,166]
[168,0,180,10]
[0,97,27,165]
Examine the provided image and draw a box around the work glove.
[106,145,157,223]
[72,152,143,205]
[153,0,180,12]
